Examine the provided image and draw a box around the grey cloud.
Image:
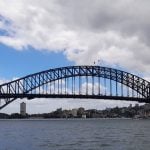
[0,0,150,74]
[57,0,150,44]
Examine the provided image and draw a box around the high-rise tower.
[20,102,26,116]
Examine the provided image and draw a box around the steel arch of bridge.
[0,66,150,110]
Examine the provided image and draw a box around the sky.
[0,0,150,114]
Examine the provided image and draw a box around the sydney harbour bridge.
[0,65,150,110]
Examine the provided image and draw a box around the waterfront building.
[128,104,132,108]
[20,102,26,116]
[71,109,78,117]
[82,114,86,118]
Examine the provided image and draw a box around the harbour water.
[0,119,150,150]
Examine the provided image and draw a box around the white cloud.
[0,0,150,75]
[0,0,150,113]
[0,78,9,85]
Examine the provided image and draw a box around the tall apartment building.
[20,102,26,116]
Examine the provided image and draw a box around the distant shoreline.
[0,118,144,121]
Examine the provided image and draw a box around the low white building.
[82,114,86,118]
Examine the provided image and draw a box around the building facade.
[20,102,26,116]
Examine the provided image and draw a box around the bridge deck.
[0,94,148,103]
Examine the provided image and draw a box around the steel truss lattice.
[0,66,150,110]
